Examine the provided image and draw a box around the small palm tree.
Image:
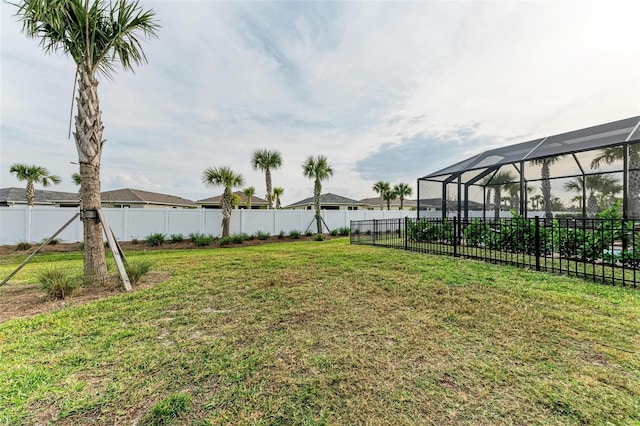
[243,186,255,209]
[373,181,390,210]
[383,188,397,210]
[13,0,159,285]
[9,163,61,206]
[393,183,412,210]
[484,171,516,219]
[591,146,640,217]
[251,149,282,209]
[272,187,284,209]
[302,155,334,234]
[564,174,622,217]
[533,156,562,219]
[202,167,245,237]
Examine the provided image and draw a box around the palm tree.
[14,0,158,284]
[272,187,284,209]
[485,171,516,220]
[533,156,562,219]
[383,188,397,210]
[251,149,282,209]
[530,194,543,211]
[564,174,622,218]
[302,155,334,234]
[71,172,82,187]
[202,167,244,237]
[372,181,390,210]
[9,163,61,206]
[591,145,640,218]
[242,186,255,209]
[393,183,412,210]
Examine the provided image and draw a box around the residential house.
[101,188,196,209]
[286,193,367,210]
[197,191,269,209]
[0,187,80,207]
[360,197,418,210]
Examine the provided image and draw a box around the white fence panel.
[1,206,421,245]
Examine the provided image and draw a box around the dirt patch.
[0,271,170,324]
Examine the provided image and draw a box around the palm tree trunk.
[400,196,404,210]
[314,179,322,234]
[493,186,501,220]
[587,193,598,218]
[222,188,232,237]
[379,194,384,210]
[26,181,35,207]
[265,169,273,209]
[76,67,107,284]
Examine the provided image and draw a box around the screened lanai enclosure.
[418,116,640,220]
[352,117,640,288]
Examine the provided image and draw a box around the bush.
[278,231,285,239]
[193,234,214,247]
[15,241,31,251]
[41,237,62,245]
[315,233,324,241]
[125,259,154,285]
[231,233,249,244]
[131,238,140,245]
[169,233,185,243]
[255,231,270,241]
[338,227,350,236]
[219,236,232,246]
[305,230,313,237]
[289,230,301,239]
[145,233,166,247]
[38,268,78,300]
[330,229,339,236]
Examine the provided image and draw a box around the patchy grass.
[0,239,639,425]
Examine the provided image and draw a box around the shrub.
[330,229,339,236]
[131,238,140,245]
[305,230,313,237]
[169,233,185,243]
[145,233,166,247]
[255,231,270,241]
[41,237,62,245]
[289,230,301,239]
[278,231,285,239]
[338,227,350,236]
[193,234,214,247]
[125,259,154,285]
[315,233,324,241]
[38,268,78,300]
[230,233,249,244]
[15,241,31,251]
[219,236,232,246]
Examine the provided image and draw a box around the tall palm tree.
[9,163,61,206]
[564,174,622,218]
[302,155,334,234]
[202,167,244,237]
[383,188,397,210]
[372,181,390,210]
[393,182,412,210]
[591,145,640,218]
[251,149,282,209]
[14,0,159,284]
[242,186,255,209]
[533,156,562,219]
[272,187,284,209]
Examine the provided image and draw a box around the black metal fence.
[350,216,640,288]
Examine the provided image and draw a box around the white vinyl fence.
[0,207,420,245]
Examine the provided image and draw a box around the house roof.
[197,191,268,205]
[286,193,363,208]
[0,187,79,205]
[101,188,195,207]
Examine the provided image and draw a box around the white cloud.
[1,0,638,204]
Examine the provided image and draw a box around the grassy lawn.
[1,239,639,425]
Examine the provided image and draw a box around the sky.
[1,0,639,206]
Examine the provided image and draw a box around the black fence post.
[535,216,541,271]
[453,217,458,257]
[404,216,408,250]
[373,219,377,245]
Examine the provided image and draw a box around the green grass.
[1,239,639,425]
